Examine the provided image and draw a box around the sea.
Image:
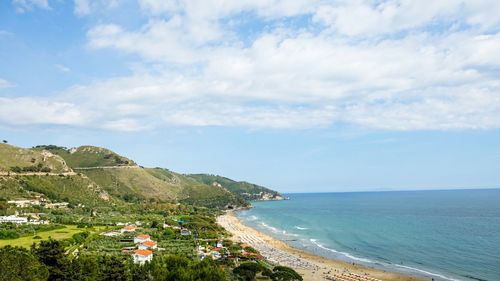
[235,189,500,281]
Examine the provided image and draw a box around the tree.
[271,266,303,281]
[233,262,268,281]
[190,259,226,281]
[10,166,22,173]
[98,255,129,281]
[31,239,69,281]
[0,246,49,281]
[67,255,99,281]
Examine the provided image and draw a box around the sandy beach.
[218,211,426,281]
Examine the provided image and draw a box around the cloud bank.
[3,0,500,131]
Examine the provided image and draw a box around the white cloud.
[137,0,319,18]
[0,79,12,89]
[0,98,84,126]
[12,0,50,12]
[87,19,215,64]
[72,0,122,16]
[137,0,178,15]
[313,0,500,36]
[55,64,71,73]
[74,0,90,16]
[3,0,500,131]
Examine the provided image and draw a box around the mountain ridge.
[0,143,281,208]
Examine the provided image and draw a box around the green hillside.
[0,175,111,208]
[0,143,279,208]
[146,168,246,208]
[187,174,284,201]
[0,144,71,173]
[38,146,244,207]
[35,145,135,168]
[79,167,183,202]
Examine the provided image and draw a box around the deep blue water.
[236,189,500,281]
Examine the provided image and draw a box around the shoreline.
[218,210,426,281]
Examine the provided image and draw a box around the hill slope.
[0,175,111,208]
[187,174,285,201]
[146,168,245,207]
[41,146,243,208]
[0,144,71,173]
[1,143,280,208]
[34,145,135,168]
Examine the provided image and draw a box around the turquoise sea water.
[236,189,500,281]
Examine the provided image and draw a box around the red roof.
[141,240,157,247]
[136,234,150,239]
[212,247,221,251]
[123,226,135,230]
[134,249,152,257]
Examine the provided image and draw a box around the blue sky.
[1,0,500,192]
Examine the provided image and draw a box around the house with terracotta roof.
[121,225,136,233]
[132,249,153,264]
[134,234,151,243]
[138,240,157,250]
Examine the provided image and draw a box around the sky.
[1,0,500,193]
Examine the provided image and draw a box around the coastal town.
[0,143,432,281]
[0,190,425,281]
[0,190,303,280]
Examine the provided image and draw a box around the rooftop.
[134,249,152,257]
[141,240,157,247]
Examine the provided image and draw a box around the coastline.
[218,210,426,281]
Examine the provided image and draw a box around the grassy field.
[0,225,94,248]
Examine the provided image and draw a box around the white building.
[132,250,153,264]
[28,220,49,225]
[102,231,121,237]
[134,234,151,243]
[7,199,41,208]
[45,202,69,209]
[0,215,28,224]
[138,240,157,250]
[210,251,222,260]
[121,225,136,233]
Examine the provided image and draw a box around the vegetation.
[0,175,111,208]
[0,225,95,248]
[1,239,227,281]
[233,263,302,281]
[187,174,282,201]
[0,142,296,280]
[0,144,69,173]
[0,223,64,240]
[0,246,49,281]
[10,163,52,173]
[36,145,135,168]
[1,143,281,208]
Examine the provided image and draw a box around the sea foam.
[294,226,308,230]
[309,238,373,264]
